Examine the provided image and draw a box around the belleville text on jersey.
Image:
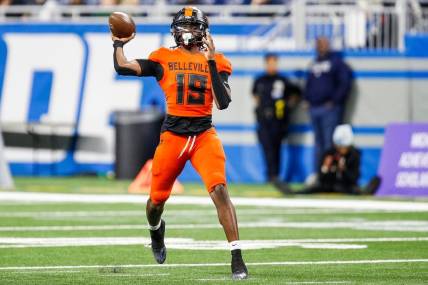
[168,62,209,73]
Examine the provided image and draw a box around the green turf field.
[0,178,428,284]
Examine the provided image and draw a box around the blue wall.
[1,24,427,185]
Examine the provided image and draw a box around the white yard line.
[14,271,170,277]
[1,259,428,271]
[1,220,428,232]
[0,211,147,218]
[0,208,399,218]
[0,236,426,249]
[0,237,426,243]
[1,192,428,211]
[0,237,368,250]
[195,278,230,281]
[15,270,82,274]
[101,273,170,277]
[284,281,352,284]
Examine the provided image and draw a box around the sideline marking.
[1,259,428,271]
[1,192,428,211]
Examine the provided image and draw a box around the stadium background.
[1,3,428,184]
[1,2,428,284]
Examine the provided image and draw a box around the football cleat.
[363,176,382,195]
[273,179,293,195]
[231,249,248,280]
[149,219,166,264]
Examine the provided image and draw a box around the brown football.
[109,12,136,39]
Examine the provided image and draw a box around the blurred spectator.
[167,0,217,4]
[218,0,250,4]
[100,0,118,5]
[1,0,45,5]
[166,0,290,4]
[304,37,353,174]
[298,125,380,195]
[252,53,300,189]
[251,0,290,4]
[57,0,155,5]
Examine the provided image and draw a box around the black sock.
[231,249,242,256]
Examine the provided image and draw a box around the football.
[109,12,136,39]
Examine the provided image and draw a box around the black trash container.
[113,109,164,180]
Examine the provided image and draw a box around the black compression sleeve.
[113,41,138,76]
[136,59,164,81]
[208,60,231,110]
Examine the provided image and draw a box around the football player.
[111,7,248,280]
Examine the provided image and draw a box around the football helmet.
[171,7,209,48]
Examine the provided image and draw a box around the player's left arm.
[203,32,231,110]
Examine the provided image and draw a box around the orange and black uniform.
[135,47,232,204]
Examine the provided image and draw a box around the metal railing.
[0,4,291,23]
[302,3,402,50]
[0,0,427,51]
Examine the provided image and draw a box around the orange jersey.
[148,47,232,117]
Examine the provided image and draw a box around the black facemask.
[172,22,207,49]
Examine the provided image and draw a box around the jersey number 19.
[176,73,207,105]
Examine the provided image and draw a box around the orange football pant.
[150,128,226,205]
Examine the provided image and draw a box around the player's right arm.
[112,34,163,80]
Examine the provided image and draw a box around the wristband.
[113,40,124,48]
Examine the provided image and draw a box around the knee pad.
[150,189,171,205]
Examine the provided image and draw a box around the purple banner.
[377,123,428,197]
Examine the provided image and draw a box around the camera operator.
[300,124,361,194]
